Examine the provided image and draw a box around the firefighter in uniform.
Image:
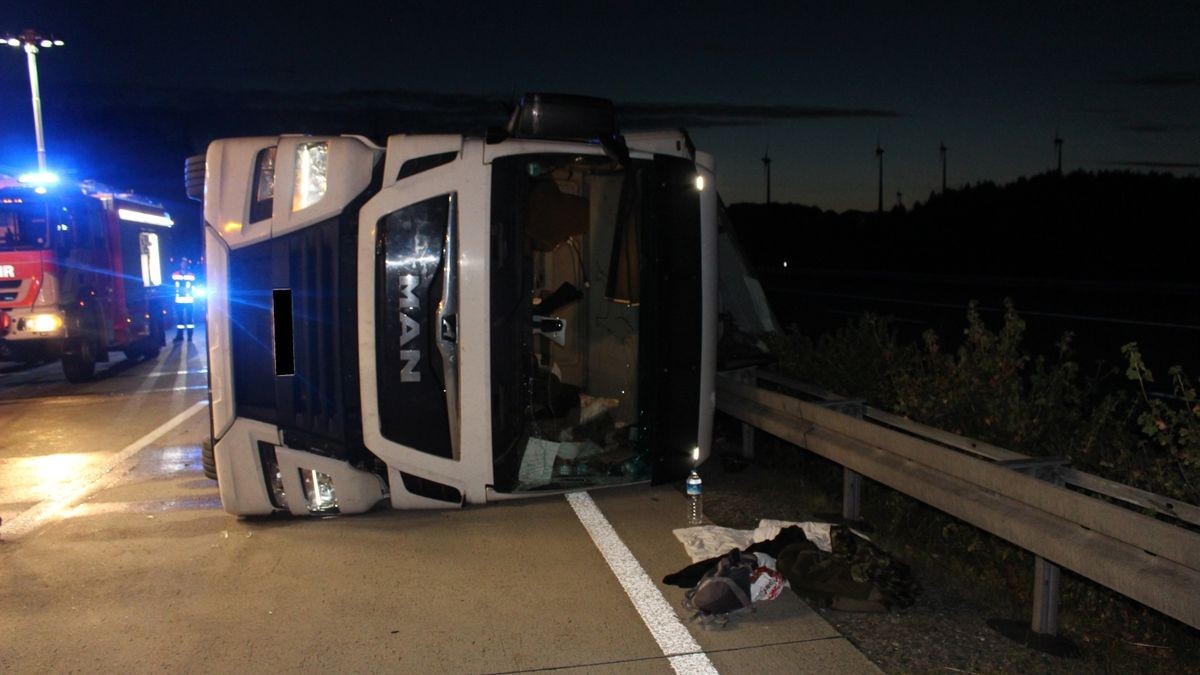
[172,259,196,342]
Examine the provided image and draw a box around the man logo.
[397,274,421,382]
[0,265,14,278]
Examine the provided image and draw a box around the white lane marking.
[566,492,718,675]
[2,400,208,540]
[147,368,209,377]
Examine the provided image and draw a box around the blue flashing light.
[17,171,60,187]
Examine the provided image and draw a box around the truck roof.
[0,182,170,212]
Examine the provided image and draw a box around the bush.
[768,301,1198,504]
[766,303,1199,658]
[1120,344,1200,504]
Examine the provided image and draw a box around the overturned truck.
[188,94,774,516]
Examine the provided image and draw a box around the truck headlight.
[26,313,63,333]
[292,141,329,211]
[301,468,339,513]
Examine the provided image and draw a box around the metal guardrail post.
[741,422,755,459]
[740,368,759,460]
[996,456,1071,637]
[1032,555,1062,635]
[824,400,866,522]
[843,467,862,522]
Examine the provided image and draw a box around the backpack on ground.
[681,550,756,627]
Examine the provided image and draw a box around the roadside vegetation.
[760,302,1199,669]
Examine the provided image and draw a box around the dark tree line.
[729,170,1200,283]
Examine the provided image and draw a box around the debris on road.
[666,522,920,623]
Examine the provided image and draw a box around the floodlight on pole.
[3,29,65,172]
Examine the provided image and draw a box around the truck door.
[54,197,116,343]
[355,148,488,506]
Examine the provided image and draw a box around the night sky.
[1,1,1197,212]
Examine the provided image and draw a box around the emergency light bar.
[17,171,59,186]
[118,208,174,227]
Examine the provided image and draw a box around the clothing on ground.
[666,524,920,613]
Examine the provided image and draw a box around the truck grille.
[229,215,365,460]
[0,279,20,302]
[282,220,357,440]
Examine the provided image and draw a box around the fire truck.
[0,175,173,381]
[189,94,774,516]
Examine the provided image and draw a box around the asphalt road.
[0,327,877,673]
[0,334,210,530]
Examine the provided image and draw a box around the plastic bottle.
[686,469,704,525]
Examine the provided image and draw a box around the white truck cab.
[190,94,720,516]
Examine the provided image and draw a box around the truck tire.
[122,311,165,362]
[62,337,97,382]
[140,315,165,360]
[201,439,218,481]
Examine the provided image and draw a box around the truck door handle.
[440,314,457,344]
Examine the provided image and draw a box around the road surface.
[0,328,876,673]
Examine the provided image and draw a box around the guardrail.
[716,369,1200,635]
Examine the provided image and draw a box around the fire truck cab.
[0,177,172,381]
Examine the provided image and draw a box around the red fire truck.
[0,174,173,381]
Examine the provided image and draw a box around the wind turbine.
[875,141,884,214]
[1054,131,1063,175]
[939,142,947,193]
[761,148,772,204]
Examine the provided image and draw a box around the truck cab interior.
[490,152,699,492]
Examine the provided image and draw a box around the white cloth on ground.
[672,519,838,563]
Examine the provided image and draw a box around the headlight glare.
[27,313,63,332]
[292,141,329,211]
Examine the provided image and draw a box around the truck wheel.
[62,338,97,382]
[138,317,165,360]
[201,439,218,481]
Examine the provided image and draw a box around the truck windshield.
[0,200,52,251]
[490,153,695,492]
